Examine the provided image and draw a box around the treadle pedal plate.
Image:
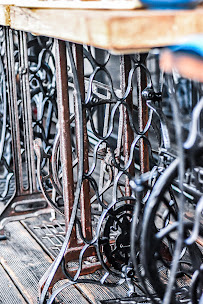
[21,214,66,259]
[20,213,99,259]
[100,295,153,303]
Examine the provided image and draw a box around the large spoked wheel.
[130,169,178,300]
[140,158,202,304]
[97,201,135,277]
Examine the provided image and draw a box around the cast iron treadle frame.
[38,37,152,303]
[38,40,102,295]
[0,28,53,235]
[0,22,201,304]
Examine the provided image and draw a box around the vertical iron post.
[120,55,134,196]
[74,43,92,241]
[137,53,149,174]
[55,39,77,245]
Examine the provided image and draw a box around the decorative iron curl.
[136,97,203,304]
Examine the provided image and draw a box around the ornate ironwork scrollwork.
[23,36,202,304]
[135,87,203,304]
[39,41,171,303]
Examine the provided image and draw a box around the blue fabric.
[141,0,200,9]
[168,35,203,58]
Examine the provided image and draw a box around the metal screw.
[19,66,27,75]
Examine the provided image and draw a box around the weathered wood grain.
[0,4,10,25]
[0,221,89,304]
[0,264,27,303]
[9,6,203,53]
[0,0,143,9]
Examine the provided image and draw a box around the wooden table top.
[0,2,202,53]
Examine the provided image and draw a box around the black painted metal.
[0,28,55,233]
[0,26,202,304]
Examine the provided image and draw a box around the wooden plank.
[9,6,203,53]
[0,5,10,25]
[74,271,137,304]
[0,221,90,304]
[0,264,27,304]
[21,215,142,304]
[0,222,52,303]
[0,0,143,10]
